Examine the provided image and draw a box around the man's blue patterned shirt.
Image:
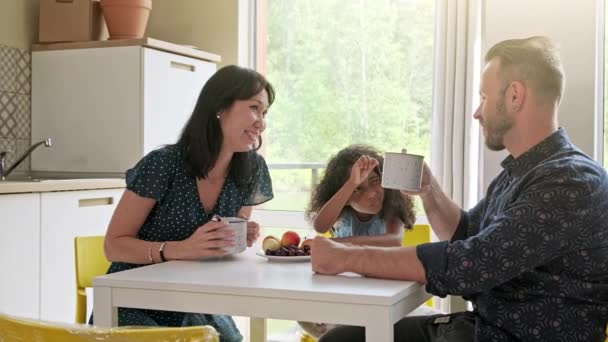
[417,128,608,341]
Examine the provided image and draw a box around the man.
[312,36,608,341]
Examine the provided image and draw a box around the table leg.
[250,317,266,342]
[93,286,117,327]
[366,319,393,342]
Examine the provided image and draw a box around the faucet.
[0,138,52,180]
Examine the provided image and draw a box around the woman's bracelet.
[147,246,154,264]
[159,241,168,262]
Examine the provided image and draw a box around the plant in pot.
[100,0,152,40]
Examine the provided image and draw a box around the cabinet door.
[39,188,123,323]
[32,47,142,173]
[0,193,40,319]
[142,48,216,153]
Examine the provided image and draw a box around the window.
[256,0,436,213]
[604,1,608,166]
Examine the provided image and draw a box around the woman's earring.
[216,113,220,119]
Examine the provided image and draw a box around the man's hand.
[401,161,432,198]
[311,236,349,275]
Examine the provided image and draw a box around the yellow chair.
[402,223,432,248]
[75,235,111,324]
[0,313,219,342]
[403,224,434,308]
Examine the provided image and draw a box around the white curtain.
[430,0,482,312]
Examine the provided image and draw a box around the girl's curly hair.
[306,145,416,229]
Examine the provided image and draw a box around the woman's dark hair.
[175,65,275,185]
[307,145,416,229]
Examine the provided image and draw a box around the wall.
[480,0,600,191]
[0,0,39,50]
[146,0,239,67]
[0,0,39,174]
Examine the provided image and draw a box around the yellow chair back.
[0,313,219,342]
[74,236,111,324]
[402,223,432,247]
[403,224,433,307]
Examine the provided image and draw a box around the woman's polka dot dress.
[91,145,273,342]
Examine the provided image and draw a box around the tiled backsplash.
[0,45,31,173]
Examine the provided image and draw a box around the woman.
[93,65,275,342]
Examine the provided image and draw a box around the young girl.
[299,145,416,339]
[308,144,416,246]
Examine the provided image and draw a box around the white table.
[93,248,430,341]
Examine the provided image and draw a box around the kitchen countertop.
[0,178,126,194]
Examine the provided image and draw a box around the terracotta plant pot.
[100,0,152,40]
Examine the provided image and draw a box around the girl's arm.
[331,216,404,247]
[313,180,358,233]
[313,155,378,233]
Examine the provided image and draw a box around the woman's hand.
[246,220,260,247]
[348,155,380,187]
[175,220,236,259]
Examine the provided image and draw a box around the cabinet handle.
[78,197,114,207]
[170,61,196,72]
[55,0,74,3]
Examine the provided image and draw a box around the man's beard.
[484,95,514,151]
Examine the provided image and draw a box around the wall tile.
[0,92,30,139]
[0,45,32,173]
[13,94,30,139]
[13,138,31,172]
[0,93,11,138]
[0,138,16,175]
[0,47,18,93]
[0,45,32,172]
[15,49,31,95]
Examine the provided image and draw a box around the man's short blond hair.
[485,36,565,104]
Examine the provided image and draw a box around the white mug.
[222,217,248,254]
[382,151,424,192]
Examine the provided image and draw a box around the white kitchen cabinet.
[31,44,217,174]
[0,193,40,319]
[39,188,123,323]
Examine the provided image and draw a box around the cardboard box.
[39,0,108,43]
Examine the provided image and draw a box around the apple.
[262,235,281,251]
[281,230,301,247]
[300,239,313,250]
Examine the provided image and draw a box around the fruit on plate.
[281,230,301,247]
[262,235,281,251]
[265,244,311,256]
[300,238,313,251]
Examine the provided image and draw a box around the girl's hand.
[246,220,260,247]
[348,155,380,186]
[177,220,236,259]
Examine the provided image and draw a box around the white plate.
[256,250,311,262]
